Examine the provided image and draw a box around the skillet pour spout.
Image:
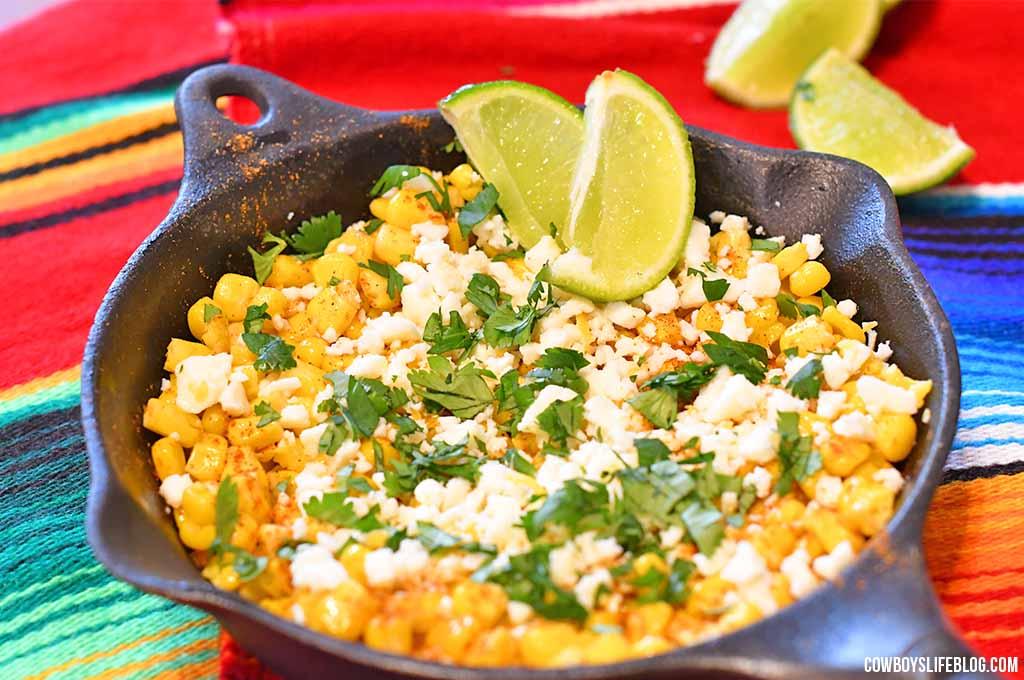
[83,64,993,679]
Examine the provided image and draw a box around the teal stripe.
[51,619,219,680]
[2,434,90,486]
[3,597,207,678]
[133,644,219,680]
[0,379,80,429]
[0,563,102,612]
[0,87,176,155]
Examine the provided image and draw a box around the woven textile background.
[0,1,1021,678]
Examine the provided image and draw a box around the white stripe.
[955,422,1024,443]
[509,0,734,18]
[921,182,1024,198]
[961,405,1024,419]
[945,443,1024,470]
[962,389,1024,397]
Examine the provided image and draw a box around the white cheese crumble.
[175,353,232,414]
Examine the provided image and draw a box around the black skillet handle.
[174,64,380,190]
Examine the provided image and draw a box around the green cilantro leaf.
[634,438,672,467]
[627,387,678,429]
[442,138,464,153]
[336,464,373,495]
[415,522,496,555]
[633,557,695,604]
[535,347,589,372]
[203,303,222,323]
[457,183,499,239]
[473,545,587,621]
[360,260,404,299]
[536,395,583,447]
[286,211,342,259]
[214,476,239,552]
[365,218,383,235]
[423,310,477,355]
[254,401,281,427]
[409,355,493,419]
[247,232,288,284]
[231,550,268,581]
[776,292,820,319]
[680,500,725,555]
[619,460,695,522]
[318,420,352,455]
[750,238,782,253]
[703,331,768,384]
[687,266,729,302]
[304,493,386,531]
[370,165,422,196]
[243,333,297,372]
[491,247,526,262]
[821,289,836,308]
[786,358,824,399]
[242,303,269,334]
[643,363,717,402]
[382,439,483,497]
[774,411,822,495]
[500,448,537,477]
[465,273,505,316]
[522,479,612,541]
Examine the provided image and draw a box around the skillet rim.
[82,64,963,679]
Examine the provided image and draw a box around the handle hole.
[215,95,263,126]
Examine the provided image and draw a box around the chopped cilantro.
[491,246,525,262]
[247,232,288,284]
[468,270,556,349]
[776,292,820,319]
[203,303,221,323]
[213,476,267,580]
[821,289,836,308]
[370,165,423,196]
[626,388,678,429]
[442,138,464,153]
[620,460,695,522]
[537,395,583,448]
[750,238,782,253]
[415,522,496,555]
[680,501,724,555]
[687,266,729,302]
[786,358,823,399]
[240,303,297,372]
[473,545,587,622]
[774,411,822,495]
[359,260,404,299]
[286,211,343,260]
[409,355,493,418]
[383,438,482,497]
[253,401,281,427]
[466,273,505,315]
[633,557,695,604]
[634,438,672,466]
[336,464,373,495]
[457,183,499,239]
[500,448,537,477]
[522,478,613,541]
[365,218,383,235]
[643,363,717,402]
[304,493,386,531]
[422,310,477,355]
[703,331,768,384]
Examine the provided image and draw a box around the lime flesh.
[706,0,882,108]
[790,49,974,195]
[439,81,583,247]
[548,69,695,302]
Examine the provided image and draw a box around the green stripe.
[0,87,176,155]
[4,597,208,678]
[50,617,218,680]
[0,563,102,612]
[0,378,80,429]
[134,644,219,680]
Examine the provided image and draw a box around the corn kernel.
[227,416,283,450]
[838,478,895,536]
[143,398,202,447]
[201,404,229,435]
[822,305,865,342]
[151,437,186,480]
[311,252,360,288]
[779,315,836,356]
[358,267,398,310]
[306,280,360,335]
[328,229,374,263]
[789,261,831,297]
[213,273,260,322]
[164,338,212,372]
[365,615,413,654]
[186,433,228,482]
[181,482,216,525]
[265,254,313,288]
[822,435,873,476]
[873,413,917,462]
[187,296,220,339]
[773,243,809,279]
[373,223,417,266]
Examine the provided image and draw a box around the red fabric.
[227,0,1024,185]
[0,190,177,388]
[0,0,228,116]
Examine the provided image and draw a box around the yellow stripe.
[964,626,1024,642]
[24,619,210,680]
[946,594,1024,619]
[0,104,178,175]
[86,637,218,680]
[0,133,182,212]
[0,366,80,403]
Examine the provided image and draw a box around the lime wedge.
[790,49,975,195]
[705,0,882,108]
[548,69,695,302]
[439,82,583,247]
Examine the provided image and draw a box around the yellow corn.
[873,413,917,462]
[822,435,873,476]
[250,286,288,318]
[163,338,212,372]
[143,398,202,447]
[357,267,398,311]
[306,280,360,335]
[448,163,482,201]
[822,306,866,342]
[695,302,723,332]
[201,404,229,435]
[365,615,414,655]
[294,336,328,368]
[373,223,417,266]
[327,229,374,263]
[187,296,220,339]
[151,437,186,480]
[789,261,831,297]
[311,252,360,288]
[779,315,836,356]
[838,478,895,536]
[227,416,283,450]
[306,581,377,641]
[213,273,260,321]
[186,433,228,482]
[772,242,808,279]
[264,254,312,288]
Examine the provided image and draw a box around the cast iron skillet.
[84,65,986,679]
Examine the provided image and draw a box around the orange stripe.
[933,569,1024,597]
[148,655,219,680]
[86,637,218,680]
[24,619,210,679]
[0,365,79,403]
[946,595,1024,619]
[963,626,1024,642]
[0,104,178,174]
[0,134,181,211]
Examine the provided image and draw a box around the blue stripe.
[900,193,1024,217]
